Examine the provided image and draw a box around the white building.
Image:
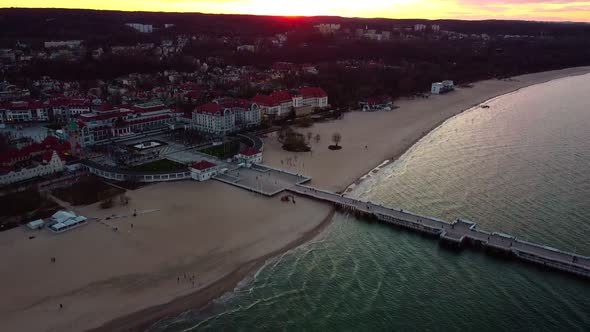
[0,100,48,123]
[237,45,256,53]
[252,87,328,118]
[0,150,65,185]
[125,23,153,33]
[190,160,219,181]
[48,210,88,233]
[315,24,341,34]
[431,25,441,32]
[431,80,455,94]
[299,87,329,108]
[414,24,427,32]
[236,148,263,167]
[44,40,83,48]
[192,102,236,135]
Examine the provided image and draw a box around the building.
[252,90,294,118]
[359,97,394,112]
[44,40,83,49]
[49,98,92,120]
[431,25,441,32]
[299,87,329,108]
[0,100,48,123]
[237,45,256,53]
[192,102,236,135]
[125,23,153,33]
[190,160,219,181]
[315,24,341,34]
[47,210,88,233]
[66,102,176,147]
[0,150,65,185]
[414,24,427,32]
[0,136,70,169]
[236,148,263,167]
[252,87,328,119]
[431,80,455,94]
[0,82,30,102]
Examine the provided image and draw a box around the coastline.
[2,67,589,332]
[103,65,590,332]
[343,70,590,194]
[90,208,336,332]
[87,66,590,331]
[262,66,590,194]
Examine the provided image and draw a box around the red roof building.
[192,160,217,170]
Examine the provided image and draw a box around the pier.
[288,184,590,278]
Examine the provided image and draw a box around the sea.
[149,73,590,331]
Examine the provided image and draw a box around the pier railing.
[288,184,590,279]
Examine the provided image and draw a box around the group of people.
[177,273,198,288]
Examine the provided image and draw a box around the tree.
[332,132,342,147]
[315,134,321,144]
[307,132,313,142]
[100,198,114,209]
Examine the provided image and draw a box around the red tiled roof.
[125,115,171,125]
[42,151,54,162]
[129,104,168,113]
[300,87,327,98]
[252,90,291,107]
[192,160,217,170]
[240,148,261,156]
[195,102,222,115]
[96,103,114,112]
[0,100,46,110]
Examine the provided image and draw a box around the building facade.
[0,150,65,185]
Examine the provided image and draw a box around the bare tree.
[332,132,342,147]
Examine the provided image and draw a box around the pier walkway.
[289,184,590,278]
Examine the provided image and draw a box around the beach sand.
[0,181,332,332]
[1,66,589,332]
[263,66,590,193]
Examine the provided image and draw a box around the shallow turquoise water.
[150,74,590,331]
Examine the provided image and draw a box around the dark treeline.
[2,8,590,45]
[1,8,589,107]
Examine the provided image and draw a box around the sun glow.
[1,0,589,21]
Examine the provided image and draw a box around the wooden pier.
[289,184,590,278]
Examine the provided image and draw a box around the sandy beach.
[263,66,590,193]
[0,181,332,332]
[1,66,589,332]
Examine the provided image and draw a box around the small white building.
[190,160,219,181]
[27,219,45,230]
[44,40,83,49]
[48,210,88,233]
[236,148,263,167]
[125,23,153,33]
[431,80,455,94]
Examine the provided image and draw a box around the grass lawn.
[200,141,240,159]
[131,159,188,172]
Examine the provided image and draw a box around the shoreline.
[343,68,590,194]
[81,66,590,331]
[89,207,336,332]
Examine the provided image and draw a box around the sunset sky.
[2,0,590,22]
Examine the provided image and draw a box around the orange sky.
[2,0,590,22]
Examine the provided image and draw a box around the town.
[1,6,590,332]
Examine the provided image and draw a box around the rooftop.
[192,160,217,170]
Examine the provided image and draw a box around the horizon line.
[1,7,589,25]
